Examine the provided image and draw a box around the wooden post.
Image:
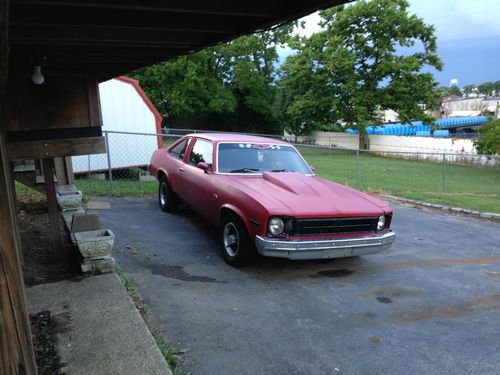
[54,157,75,186]
[0,106,37,374]
[42,158,64,258]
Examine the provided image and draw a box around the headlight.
[377,215,386,231]
[268,217,285,235]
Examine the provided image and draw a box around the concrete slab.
[26,273,171,375]
[87,201,111,210]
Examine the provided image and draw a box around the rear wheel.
[158,175,178,212]
[221,213,255,267]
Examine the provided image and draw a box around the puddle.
[376,296,393,304]
[149,264,227,283]
[485,271,500,280]
[361,286,426,300]
[311,268,355,278]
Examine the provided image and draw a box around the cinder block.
[71,213,101,233]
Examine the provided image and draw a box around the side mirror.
[197,162,211,173]
[309,165,316,173]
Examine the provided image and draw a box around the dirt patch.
[17,198,81,286]
[30,310,65,375]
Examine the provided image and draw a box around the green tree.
[132,24,296,133]
[131,50,236,117]
[474,119,500,155]
[477,81,500,96]
[277,0,442,137]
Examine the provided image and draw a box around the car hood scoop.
[229,172,386,216]
[261,172,315,195]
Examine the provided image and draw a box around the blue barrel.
[434,130,450,138]
[416,130,431,137]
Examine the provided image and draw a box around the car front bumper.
[255,231,396,260]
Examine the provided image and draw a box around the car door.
[165,137,191,201]
[182,138,215,219]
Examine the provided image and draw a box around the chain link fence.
[72,130,500,212]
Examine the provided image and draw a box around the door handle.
[178,167,185,172]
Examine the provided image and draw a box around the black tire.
[221,213,256,267]
[158,175,178,212]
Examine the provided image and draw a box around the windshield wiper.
[229,168,260,173]
[270,169,293,172]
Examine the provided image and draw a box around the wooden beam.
[12,0,279,17]
[0,0,7,94]
[42,158,64,258]
[0,100,37,375]
[10,24,207,46]
[8,136,106,161]
[11,5,255,34]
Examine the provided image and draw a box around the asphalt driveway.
[96,197,500,375]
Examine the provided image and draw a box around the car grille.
[292,217,378,236]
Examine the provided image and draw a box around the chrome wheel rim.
[223,222,239,257]
[160,182,167,206]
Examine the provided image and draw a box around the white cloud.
[292,1,500,42]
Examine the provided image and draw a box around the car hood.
[224,172,390,217]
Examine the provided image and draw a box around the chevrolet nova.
[149,133,395,266]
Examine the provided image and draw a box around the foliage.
[474,119,500,155]
[477,81,500,96]
[131,51,236,118]
[462,81,500,96]
[131,24,296,133]
[277,0,442,135]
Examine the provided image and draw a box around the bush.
[474,119,500,155]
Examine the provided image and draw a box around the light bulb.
[32,66,44,85]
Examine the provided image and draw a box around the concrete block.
[87,201,111,210]
[450,207,463,213]
[74,229,114,261]
[90,173,106,180]
[56,190,83,211]
[71,213,101,233]
[139,171,156,182]
[62,209,85,229]
[81,256,115,274]
[480,212,496,219]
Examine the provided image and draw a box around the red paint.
[116,76,163,149]
[149,134,393,240]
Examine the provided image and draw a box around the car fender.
[219,203,255,236]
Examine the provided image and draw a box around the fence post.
[105,130,113,195]
[442,153,446,193]
[356,149,360,190]
[87,154,92,193]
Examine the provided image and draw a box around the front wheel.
[221,213,255,267]
[158,175,178,212]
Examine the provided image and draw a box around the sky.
[279,0,500,87]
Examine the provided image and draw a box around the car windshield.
[217,143,312,174]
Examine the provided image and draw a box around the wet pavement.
[96,197,500,375]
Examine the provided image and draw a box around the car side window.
[169,139,188,160]
[189,139,213,167]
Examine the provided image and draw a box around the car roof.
[184,132,289,145]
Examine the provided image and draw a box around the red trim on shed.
[116,76,163,149]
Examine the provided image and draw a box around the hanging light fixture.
[31,65,45,85]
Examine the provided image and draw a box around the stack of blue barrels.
[345,116,488,138]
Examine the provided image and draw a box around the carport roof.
[4,0,350,84]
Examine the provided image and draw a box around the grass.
[298,146,500,213]
[15,148,500,213]
[74,178,157,196]
[122,276,191,375]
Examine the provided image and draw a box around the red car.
[149,133,395,267]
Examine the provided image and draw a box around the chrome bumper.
[255,231,396,260]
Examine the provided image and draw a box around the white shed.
[72,76,162,173]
